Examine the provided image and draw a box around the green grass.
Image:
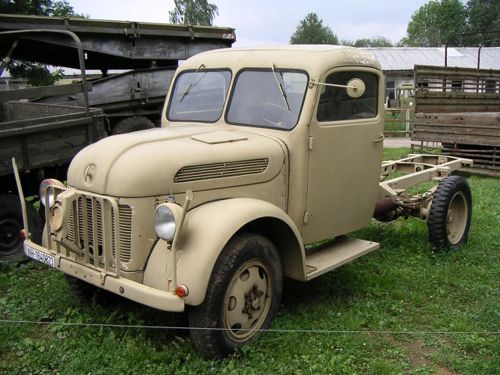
[1,148,499,374]
[384,111,415,133]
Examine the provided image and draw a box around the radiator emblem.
[83,163,97,185]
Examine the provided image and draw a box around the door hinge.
[303,211,309,225]
[308,136,314,151]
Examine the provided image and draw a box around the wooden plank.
[415,97,500,113]
[413,125,500,138]
[460,167,500,177]
[0,138,24,174]
[415,112,500,126]
[412,132,500,146]
[0,82,90,101]
[25,127,89,168]
[415,65,500,79]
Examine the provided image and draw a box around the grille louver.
[67,198,132,263]
[174,158,269,183]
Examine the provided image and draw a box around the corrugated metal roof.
[360,47,500,71]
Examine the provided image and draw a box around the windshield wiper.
[180,63,206,102]
[271,63,290,111]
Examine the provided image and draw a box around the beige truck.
[14,46,473,358]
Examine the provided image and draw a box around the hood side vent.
[175,158,269,183]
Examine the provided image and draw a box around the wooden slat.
[0,82,91,101]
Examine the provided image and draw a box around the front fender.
[143,198,305,305]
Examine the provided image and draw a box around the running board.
[304,237,379,280]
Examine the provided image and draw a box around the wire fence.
[1,319,498,336]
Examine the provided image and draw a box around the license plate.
[24,243,55,268]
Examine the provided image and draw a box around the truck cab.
[18,46,472,358]
[161,45,384,243]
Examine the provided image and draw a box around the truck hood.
[67,125,285,197]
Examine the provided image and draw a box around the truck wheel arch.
[143,198,306,306]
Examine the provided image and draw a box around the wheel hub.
[223,260,272,342]
[242,285,264,319]
[447,191,468,244]
[447,210,454,224]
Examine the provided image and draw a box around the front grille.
[67,196,132,264]
[174,158,269,183]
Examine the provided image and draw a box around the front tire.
[189,233,282,358]
[65,275,98,301]
[428,176,472,250]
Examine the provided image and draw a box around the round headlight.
[154,204,178,241]
[40,179,64,207]
[49,204,64,231]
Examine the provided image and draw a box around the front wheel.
[189,233,282,358]
[427,176,472,250]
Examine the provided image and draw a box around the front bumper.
[24,239,185,312]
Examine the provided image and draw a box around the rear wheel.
[0,195,42,262]
[111,116,155,135]
[189,233,282,358]
[428,176,472,250]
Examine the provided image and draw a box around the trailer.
[411,65,500,176]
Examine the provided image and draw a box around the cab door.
[302,68,384,244]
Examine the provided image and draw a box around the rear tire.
[111,116,155,135]
[428,176,472,250]
[189,233,282,358]
[0,195,42,262]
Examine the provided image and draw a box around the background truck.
[16,46,472,358]
[0,14,235,260]
[411,64,500,176]
[0,14,235,131]
[0,28,105,261]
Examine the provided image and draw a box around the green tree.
[0,0,84,16]
[1,0,86,86]
[52,0,88,17]
[466,0,500,46]
[402,0,467,46]
[350,36,393,47]
[169,0,219,26]
[290,13,338,44]
[0,0,52,15]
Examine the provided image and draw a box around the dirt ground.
[383,137,412,148]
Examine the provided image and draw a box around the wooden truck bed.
[0,101,105,176]
[412,65,500,176]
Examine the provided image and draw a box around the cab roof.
[179,45,381,77]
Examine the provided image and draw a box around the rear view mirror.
[346,78,366,98]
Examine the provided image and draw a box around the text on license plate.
[24,244,55,268]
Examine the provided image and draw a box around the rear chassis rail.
[377,154,472,218]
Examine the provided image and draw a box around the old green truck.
[15,46,472,358]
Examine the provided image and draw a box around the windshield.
[227,70,308,130]
[168,70,231,122]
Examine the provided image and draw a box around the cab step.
[304,236,379,280]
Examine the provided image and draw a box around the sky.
[69,0,431,46]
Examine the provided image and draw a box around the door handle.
[373,134,385,143]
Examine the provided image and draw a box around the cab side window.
[317,71,378,122]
